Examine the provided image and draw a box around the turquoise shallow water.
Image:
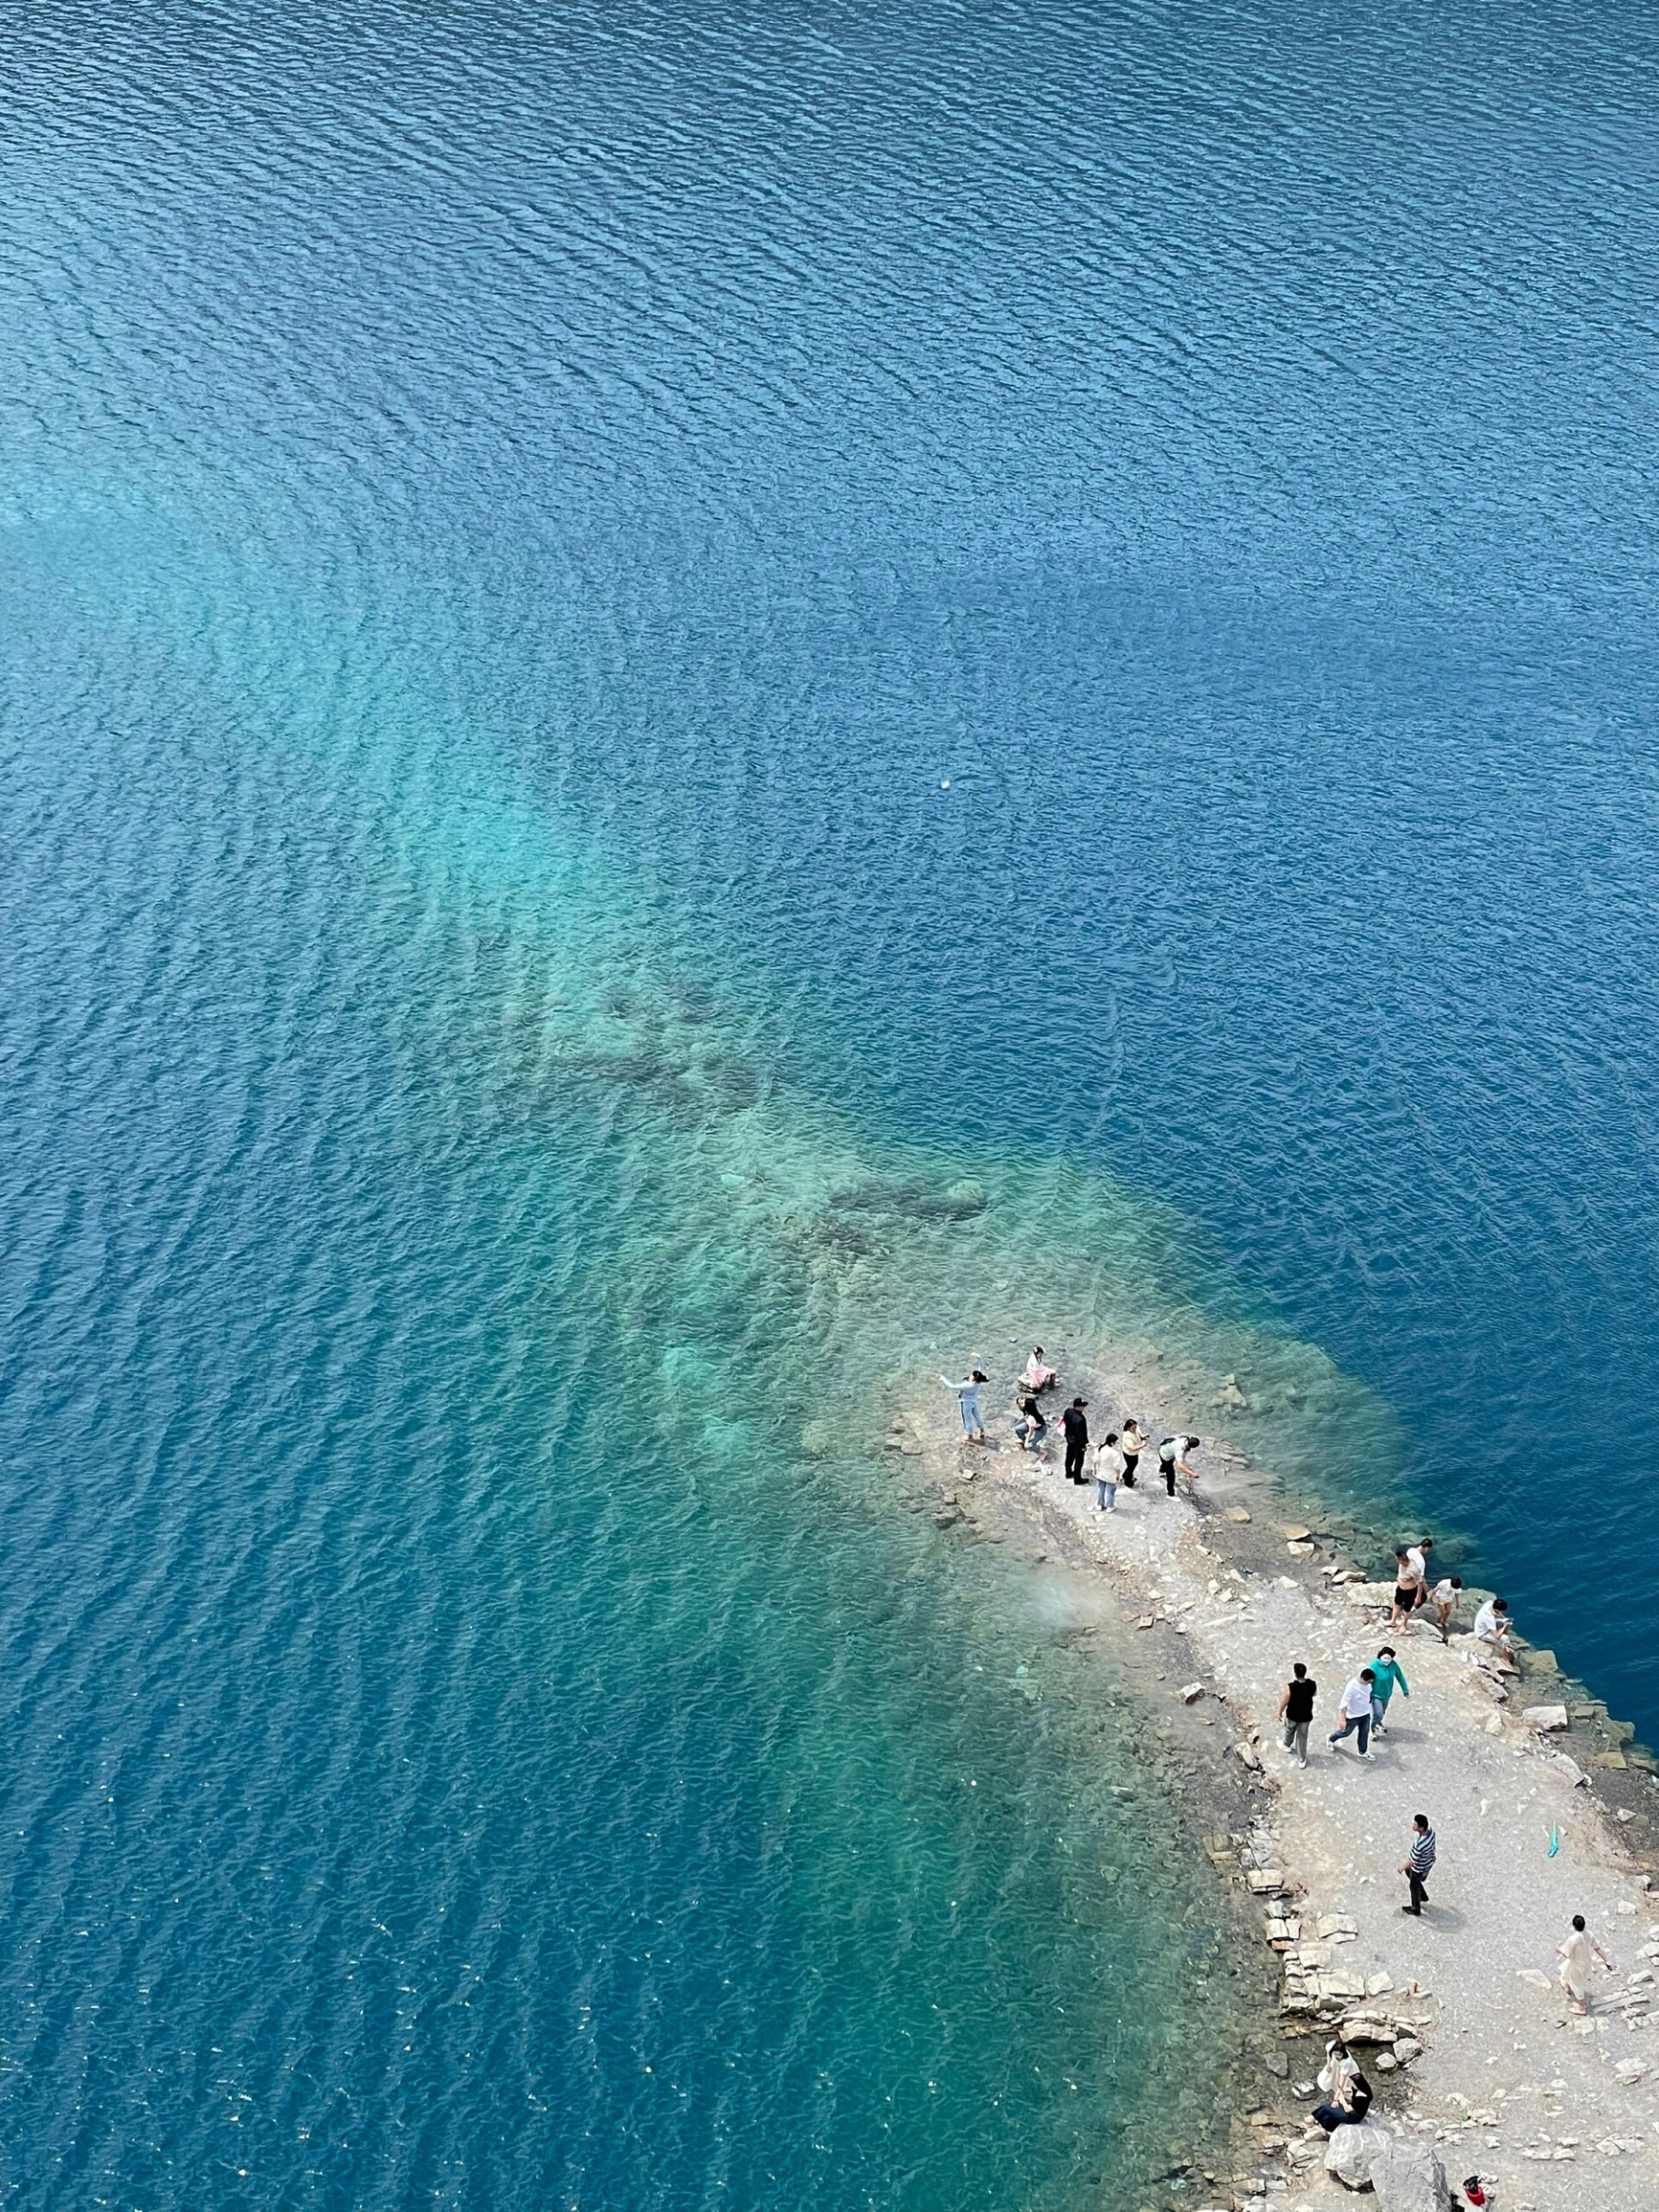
[3,1,1658,2206]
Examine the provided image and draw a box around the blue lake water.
[3,2,1657,2206]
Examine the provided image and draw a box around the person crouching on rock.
[1014,1395,1048,1457]
[1309,2039,1372,2134]
[1156,1432,1199,1496]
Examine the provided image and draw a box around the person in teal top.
[1369,1647,1409,1737]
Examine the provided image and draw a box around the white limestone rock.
[1326,2120,1388,2189]
[1370,2132,1454,2211]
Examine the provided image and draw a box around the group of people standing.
[942,1348,1199,1501]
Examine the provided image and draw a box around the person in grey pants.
[1278,1662,1317,1767]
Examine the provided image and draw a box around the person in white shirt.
[1157,1433,1199,1498]
[1390,1539,1432,1630]
[1092,1433,1127,1513]
[1473,1595,1513,1655]
[1557,1914,1614,2016]
[1021,1346,1058,1391]
[1428,1575,1463,1643]
[1328,1670,1377,1758]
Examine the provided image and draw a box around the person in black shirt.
[1062,1397,1088,1485]
[1278,1662,1318,1768]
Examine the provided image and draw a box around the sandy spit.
[891,1353,1659,2212]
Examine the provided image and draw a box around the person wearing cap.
[1329,1670,1377,1758]
[1062,1396,1089,1485]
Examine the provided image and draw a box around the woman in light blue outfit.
[942,1365,989,1441]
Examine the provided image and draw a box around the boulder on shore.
[1522,1703,1569,1731]
[1371,2132,1453,2211]
[1326,2120,1388,2188]
[1326,2123,1452,2209]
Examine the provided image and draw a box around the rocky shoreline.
[886,1345,1659,2212]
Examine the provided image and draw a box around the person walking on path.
[1062,1397,1089,1485]
[1092,1431,1125,1512]
[1118,1418,1146,1489]
[1157,1433,1199,1497]
[1400,1813,1436,1915]
[1369,1646,1409,1738]
[1278,1662,1317,1767]
[1329,1670,1377,1758]
[1557,1914,1614,2015]
[941,1365,989,1442]
[1429,1575,1464,1643]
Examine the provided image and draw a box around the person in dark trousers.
[1401,1813,1436,1915]
[1118,1417,1146,1488]
[1309,2038,1372,2134]
[1278,1662,1317,1767]
[1062,1397,1089,1485]
[1157,1433,1199,1497]
[1329,1670,1377,1757]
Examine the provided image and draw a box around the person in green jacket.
[1370,1646,1409,1737]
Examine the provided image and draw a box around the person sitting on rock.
[1309,2039,1372,2134]
[1020,1346,1058,1391]
[1472,1593,1514,1658]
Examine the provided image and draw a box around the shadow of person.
[1417,1903,1468,1930]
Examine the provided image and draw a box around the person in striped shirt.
[1400,1813,1436,1916]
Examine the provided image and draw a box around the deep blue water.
[3,1,1658,2206]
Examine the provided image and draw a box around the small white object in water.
[939,778,951,789]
